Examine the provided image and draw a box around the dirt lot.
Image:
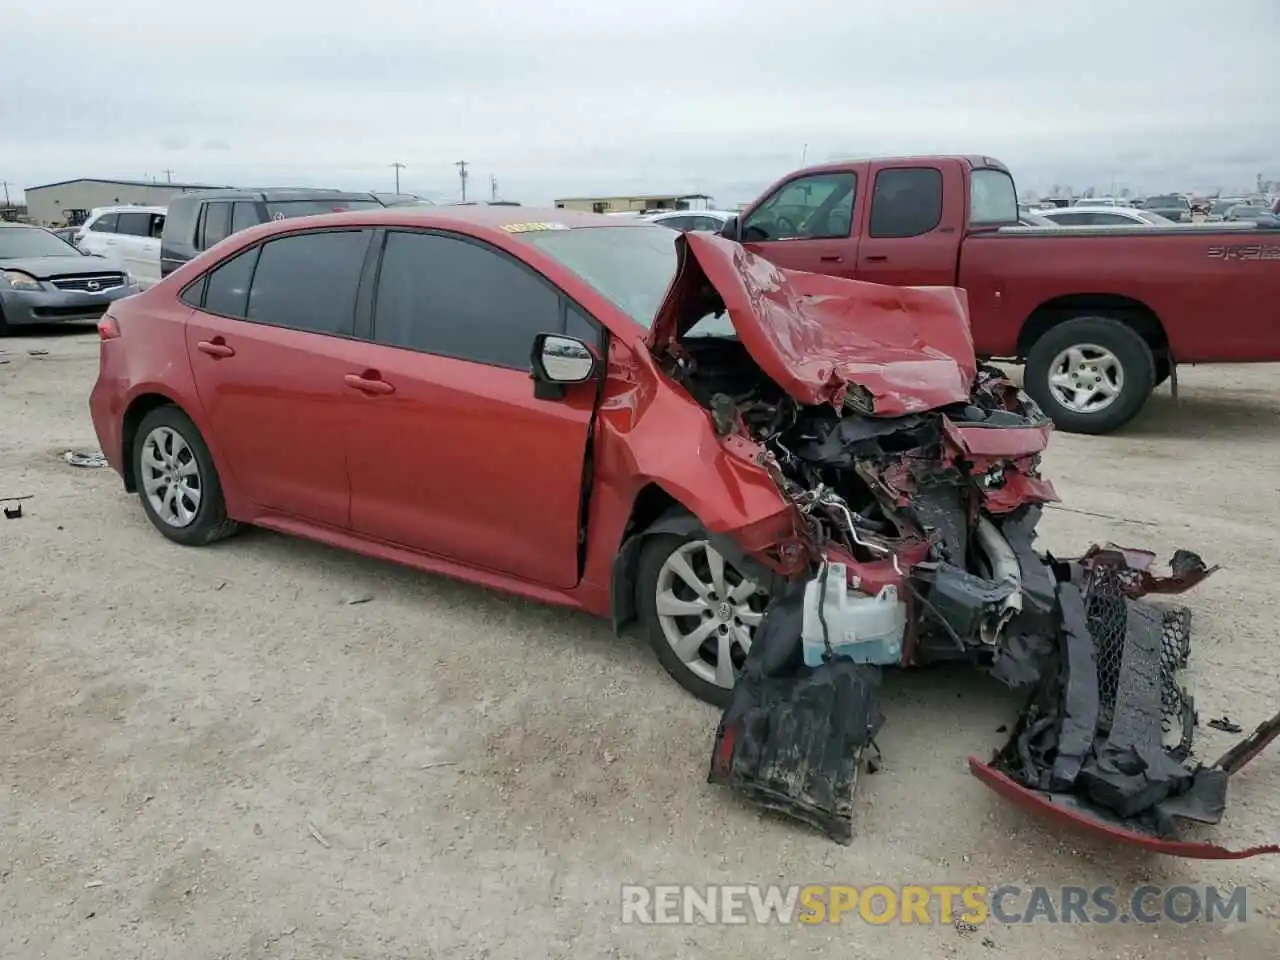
[1,326,1277,959]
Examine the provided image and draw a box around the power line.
[390,161,406,193]
[456,160,469,202]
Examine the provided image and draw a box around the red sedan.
[91,206,1279,856]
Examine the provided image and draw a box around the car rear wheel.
[1024,315,1155,435]
[636,531,770,708]
[133,405,240,546]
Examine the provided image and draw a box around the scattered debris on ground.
[62,449,107,468]
[1209,716,1244,734]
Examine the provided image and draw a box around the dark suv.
[159,188,384,277]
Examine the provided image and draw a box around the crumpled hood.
[647,232,977,416]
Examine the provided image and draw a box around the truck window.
[742,172,856,241]
[969,168,1019,226]
[868,168,942,238]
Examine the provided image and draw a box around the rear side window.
[230,201,262,235]
[246,230,370,336]
[200,202,233,250]
[869,168,943,238]
[372,230,562,369]
[202,247,260,317]
[1048,212,1090,226]
[115,212,155,237]
[90,213,119,233]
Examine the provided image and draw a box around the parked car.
[1223,202,1271,221]
[1206,198,1245,222]
[719,156,1280,434]
[1035,206,1175,226]
[0,222,139,334]
[1017,211,1058,227]
[1140,195,1192,222]
[1069,196,1130,207]
[76,206,166,287]
[159,188,383,278]
[86,208,1272,856]
[373,192,437,206]
[643,210,738,232]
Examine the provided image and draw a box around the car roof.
[232,205,658,237]
[173,187,380,203]
[89,205,167,216]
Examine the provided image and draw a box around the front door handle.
[196,339,235,358]
[819,254,842,263]
[344,373,395,395]
[864,255,888,263]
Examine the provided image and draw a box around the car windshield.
[520,224,741,338]
[1147,195,1188,208]
[969,168,1018,225]
[1212,200,1240,214]
[1137,211,1175,224]
[518,225,678,328]
[0,227,81,259]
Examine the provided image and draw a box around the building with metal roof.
[24,177,232,226]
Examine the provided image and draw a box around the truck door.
[855,163,963,288]
[738,170,861,279]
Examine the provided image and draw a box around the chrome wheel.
[140,426,203,528]
[654,540,769,690]
[1047,344,1125,414]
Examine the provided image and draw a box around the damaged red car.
[89,206,1278,857]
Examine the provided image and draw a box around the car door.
[78,212,119,258]
[339,228,598,589]
[183,228,375,528]
[195,200,235,255]
[112,211,163,285]
[738,171,860,278]
[854,165,956,287]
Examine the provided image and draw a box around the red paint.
[650,233,977,415]
[968,759,1280,860]
[736,156,1280,363]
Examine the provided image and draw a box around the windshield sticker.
[500,222,572,234]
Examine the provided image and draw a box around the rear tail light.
[98,315,121,340]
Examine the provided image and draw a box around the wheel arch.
[120,392,183,492]
[1017,293,1169,359]
[608,485,695,633]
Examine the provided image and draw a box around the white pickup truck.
[75,205,165,288]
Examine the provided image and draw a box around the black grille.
[49,273,126,293]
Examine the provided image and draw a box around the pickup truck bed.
[727,156,1280,433]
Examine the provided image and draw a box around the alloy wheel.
[140,426,203,528]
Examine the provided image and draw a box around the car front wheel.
[133,405,240,546]
[636,531,771,708]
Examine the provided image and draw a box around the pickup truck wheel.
[1024,316,1155,434]
[636,531,770,708]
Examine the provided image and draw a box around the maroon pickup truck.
[722,156,1280,433]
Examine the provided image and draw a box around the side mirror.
[719,215,741,241]
[530,333,600,400]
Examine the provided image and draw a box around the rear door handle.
[344,373,395,395]
[864,255,888,262]
[819,254,842,263]
[196,339,235,358]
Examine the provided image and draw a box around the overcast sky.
[2,0,1276,205]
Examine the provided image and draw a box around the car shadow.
[1120,388,1280,440]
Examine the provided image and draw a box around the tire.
[635,529,770,708]
[132,405,240,546]
[1024,315,1155,435]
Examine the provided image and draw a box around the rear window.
[1148,195,1189,208]
[968,169,1018,226]
[264,199,381,219]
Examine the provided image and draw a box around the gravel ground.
[1,326,1277,959]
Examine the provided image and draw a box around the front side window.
[969,168,1019,226]
[246,230,370,336]
[741,172,856,241]
[868,167,943,238]
[89,213,119,233]
[372,231,563,369]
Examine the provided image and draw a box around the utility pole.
[390,161,406,193]
[162,168,174,184]
[456,160,469,202]
[1,181,10,206]
[490,174,498,201]
[800,143,808,166]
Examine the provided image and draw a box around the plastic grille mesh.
[1083,563,1194,755]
